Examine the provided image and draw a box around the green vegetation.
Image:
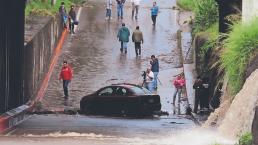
[177,0,195,11]
[193,0,218,34]
[200,23,219,55]
[237,132,252,145]
[25,0,85,16]
[221,19,258,94]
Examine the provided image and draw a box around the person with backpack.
[59,2,67,28]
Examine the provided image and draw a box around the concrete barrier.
[0,15,68,134]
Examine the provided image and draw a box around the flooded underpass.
[43,0,180,109]
[0,0,237,144]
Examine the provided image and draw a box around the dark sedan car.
[80,84,161,116]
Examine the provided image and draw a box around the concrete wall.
[24,15,63,102]
[242,0,258,23]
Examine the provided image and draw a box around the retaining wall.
[243,0,258,23]
[24,15,63,102]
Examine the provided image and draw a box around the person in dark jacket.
[193,76,204,113]
[150,55,159,89]
[59,61,73,98]
[132,26,143,56]
[117,23,130,53]
[69,5,76,34]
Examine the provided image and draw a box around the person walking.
[117,23,130,53]
[193,76,204,113]
[106,0,113,20]
[150,55,159,89]
[59,61,73,99]
[69,5,77,34]
[145,67,154,93]
[131,0,141,20]
[172,74,185,114]
[116,0,126,19]
[59,2,67,28]
[132,26,143,56]
[150,1,159,26]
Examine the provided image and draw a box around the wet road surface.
[1,0,201,144]
[43,0,181,110]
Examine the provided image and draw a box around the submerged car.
[80,83,161,116]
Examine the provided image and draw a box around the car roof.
[111,83,142,89]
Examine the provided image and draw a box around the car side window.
[115,87,128,96]
[98,87,114,96]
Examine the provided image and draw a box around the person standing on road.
[117,23,130,53]
[69,5,77,34]
[150,1,159,26]
[131,0,141,20]
[145,67,154,93]
[132,26,143,56]
[59,2,67,28]
[150,55,159,89]
[106,0,113,20]
[59,61,73,99]
[172,74,185,114]
[116,0,126,19]
[193,76,204,113]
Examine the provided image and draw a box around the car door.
[113,87,137,114]
[94,86,115,114]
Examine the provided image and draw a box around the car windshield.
[131,86,151,95]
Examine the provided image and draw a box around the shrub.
[193,0,218,34]
[238,132,252,145]
[177,0,195,11]
[25,0,84,16]
[221,19,258,94]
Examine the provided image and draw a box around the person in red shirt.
[59,61,73,98]
[172,74,185,114]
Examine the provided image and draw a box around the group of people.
[59,2,77,34]
[106,0,159,25]
[57,1,211,115]
[171,74,211,114]
[117,23,144,56]
[193,76,210,113]
[142,55,159,93]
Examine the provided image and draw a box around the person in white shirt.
[145,67,154,93]
[106,0,113,20]
[131,0,141,20]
